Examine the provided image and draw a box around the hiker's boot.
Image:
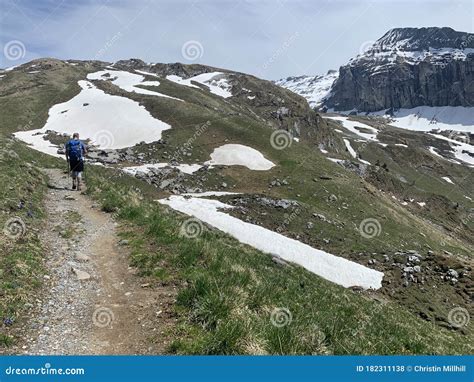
[72,180,76,190]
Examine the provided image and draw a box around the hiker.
[65,133,87,191]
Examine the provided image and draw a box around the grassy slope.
[104,78,472,259]
[84,164,473,354]
[0,140,57,347]
[0,59,472,353]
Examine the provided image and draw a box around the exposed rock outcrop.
[325,27,474,112]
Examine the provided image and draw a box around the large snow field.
[87,70,182,100]
[375,106,474,133]
[329,106,473,134]
[159,195,384,290]
[15,80,171,151]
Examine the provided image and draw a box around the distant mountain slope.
[275,27,474,168]
[276,27,474,113]
[325,27,474,112]
[275,70,338,108]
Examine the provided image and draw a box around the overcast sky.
[1,0,472,79]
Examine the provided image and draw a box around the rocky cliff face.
[325,27,474,112]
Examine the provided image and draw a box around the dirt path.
[11,169,176,355]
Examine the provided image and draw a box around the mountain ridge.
[276,26,474,112]
[1,52,473,355]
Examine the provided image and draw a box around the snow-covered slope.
[14,80,171,151]
[159,195,384,290]
[87,69,182,100]
[275,70,338,108]
[372,106,474,133]
[166,72,232,98]
[349,28,473,71]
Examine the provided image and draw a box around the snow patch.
[88,70,182,101]
[343,138,357,158]
[135,69,159,77]
[205,144,275,171]
[327,157,344,164]
[430,133,474,166]
[441,176,454,184]
[324,116,379,141]
[183,191,239,197]
[159,195,384,289]
[4,65,19,72]
[123,162,203,175]
[332,106,474,136]
[428,146,443,158]
[166,72,232,98]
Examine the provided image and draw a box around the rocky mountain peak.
[324,27,474,111]
[374,27,474,51]
[350,27,474,67]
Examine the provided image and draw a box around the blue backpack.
[67,139,83,161]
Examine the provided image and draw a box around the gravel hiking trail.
[7,168,176,355]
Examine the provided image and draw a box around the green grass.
[0,139,50,348]
[1,58,472,354]
[84,165,473,355]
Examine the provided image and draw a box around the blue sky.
[1,0,472,79]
